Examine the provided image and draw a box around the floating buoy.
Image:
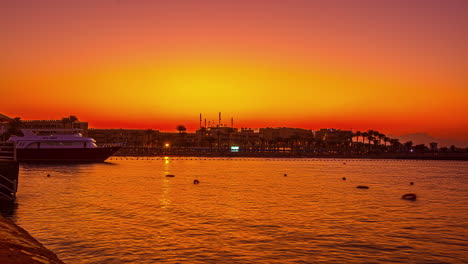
[193,179,200,184]
[342,177,346,181]
[166,174,175,177]
[402,193,417,200]
[356,185,369,189]
[284,173,287,177]
[343,162,346,164]
[47,174,50,177]
[410,182,414,185]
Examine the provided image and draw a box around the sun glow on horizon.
[1,0,467,141]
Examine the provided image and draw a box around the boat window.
[42,141,78,146]
[26,142,39,148]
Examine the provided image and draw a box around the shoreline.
[113,151,468,161]
[0,215,65,264]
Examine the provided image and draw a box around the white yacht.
[8,129,121,162]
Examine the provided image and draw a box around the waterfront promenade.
[115,147,468,161]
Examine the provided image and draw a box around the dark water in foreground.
[10,158,468,263]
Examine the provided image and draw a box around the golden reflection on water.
[161,156,172,208]
[12,158,468,264]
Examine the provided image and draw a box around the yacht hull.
[16,146,121,162]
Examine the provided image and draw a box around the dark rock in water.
[166,174,175,177]
[342,177,346,181]
[284,174,287,177]
[356,185,369,189]
[410,182,414,185]
[402,193,417,200]
[47,174,50,177]
[193,179,200,184]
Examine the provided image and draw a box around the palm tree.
[367,133,375,146]
[365,130,376,151]
[4,117,23,139]
[362,132,369,144]
[61,115,79,129]
[354,131,361,144]
[390,138,401,152]
[373,139,379,146]
[176,125,187,134]
[61,117,70,128]
[69,115,78,123]
[404,141,413,152]
[376,133,384,146]
[383,136,390,147]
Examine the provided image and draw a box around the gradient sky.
[1,0,467,142]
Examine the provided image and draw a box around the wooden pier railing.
[0,143,18,201]
[0,142,16,161]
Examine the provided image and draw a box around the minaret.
[219,112,221,126]
[231,117,233,127]
[199,113,202,129]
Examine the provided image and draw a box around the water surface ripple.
[12,158,468,263]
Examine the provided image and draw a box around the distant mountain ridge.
[389,133,468,148]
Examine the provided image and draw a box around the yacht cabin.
[9,129,98,149]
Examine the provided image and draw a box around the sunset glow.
[1,0,467,142]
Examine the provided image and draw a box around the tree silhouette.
[355,131,361,144]
[383,136,390,148]
[362,132,369,144]
[176,125,187,134]
[62,115,79,129]
[404,141,413,152]
[3,117,23,139]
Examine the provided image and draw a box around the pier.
[0,142,18,202]
[1,144,64,263]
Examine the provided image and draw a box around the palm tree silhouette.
[362,132,368,144]
[4,117,23,139]
[176,125,187,134]
[355,131,361,144]
[383,136,390,149]
[61,115,79,129]
[404,141,413,152]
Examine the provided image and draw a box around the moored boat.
[8,129,122,162]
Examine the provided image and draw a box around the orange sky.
[1,0,467,142]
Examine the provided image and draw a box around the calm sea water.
[9,158,468,263]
